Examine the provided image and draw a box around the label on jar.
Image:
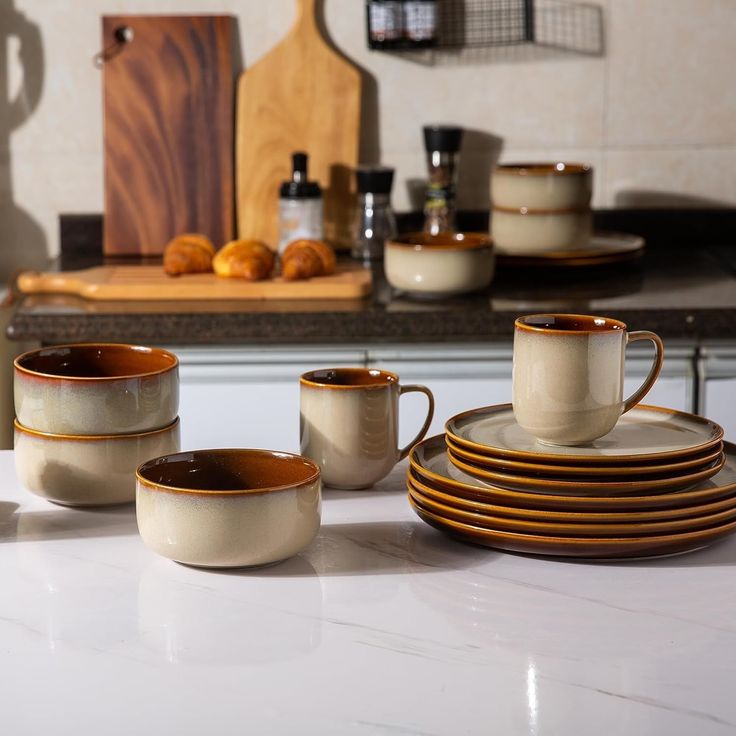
[403,1,437,41]
[369,2,403,42]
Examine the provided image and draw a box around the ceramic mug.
[300,368,435,489]
[512,314,664,446]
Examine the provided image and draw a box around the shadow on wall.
[0,0,47,281]
[614,190,733,209]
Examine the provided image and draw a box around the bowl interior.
[388,232,492,250]
[138,449,320,493]
[16,344,177,379]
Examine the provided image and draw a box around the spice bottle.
[423,125,463,235]
[351,166,397,262]
[366,0,404,50]
[403,0,438,48]
[278,152,323,252]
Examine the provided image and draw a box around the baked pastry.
[213,239,275,281]
[163,234,215,276]
[281,239,336,281]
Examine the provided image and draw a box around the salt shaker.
[278,152,323,252]
[351,166,397,262]
[423,125,463,235]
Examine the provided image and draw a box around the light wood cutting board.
[17,265,371,301]
[236,0,361,250]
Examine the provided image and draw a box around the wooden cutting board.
[17,265,372,301]
[236,0,361,250]
[102,15,237,256]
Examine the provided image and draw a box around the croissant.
[281,239,336,281]
[213,239,275,281]
[163,234,215,276]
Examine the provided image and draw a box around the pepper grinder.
[423,125,463,235]
[351,166,397,262]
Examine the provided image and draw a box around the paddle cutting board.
[236,0,361,250]
[102,15,237,256]
[17,265,372,301]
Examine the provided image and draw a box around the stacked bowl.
[407,404,736,559]
[14,343,181,506]
[490,162,593,255]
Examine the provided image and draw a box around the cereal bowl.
[491,162,593,211]
[14,417,181,507]
[136,449,322,568]
[385,232,495,297]
[14,343,179,435]
[491,208,592,255]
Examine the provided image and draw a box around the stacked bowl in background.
[490,163,593,255]
[13,343,181,506]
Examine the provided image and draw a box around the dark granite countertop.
[7,211,736,346]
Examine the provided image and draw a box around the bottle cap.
[423,125,463,153]
[280,151,322,198]
[355,166,395,195]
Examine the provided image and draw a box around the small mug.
[300,368,435,489]
[512,314,664,446]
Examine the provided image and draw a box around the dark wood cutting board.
[102,15,237,256]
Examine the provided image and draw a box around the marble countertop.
[1,450,735,734]
[7,245,736,345]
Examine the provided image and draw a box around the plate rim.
[445,403,725,465]
[495,230,645,262]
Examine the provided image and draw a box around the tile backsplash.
[1,0,735,271]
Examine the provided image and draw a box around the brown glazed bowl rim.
[300,367,399,390]
[515,313,627,335]
[14,416,180,441]
[14,343,179,381]
[494,162,592,177]
[387,232,493,251]
[136,448,321,496]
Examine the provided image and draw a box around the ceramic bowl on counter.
[14,343,179,435]
[491,208,593,255]
[384,232,495,298]
[14,417,181,507]
[136,449,322,568]
[491,162,593,211]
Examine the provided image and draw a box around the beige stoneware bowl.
[384,232,495,297]
[14,343,179,435]
[14,417,181,506]
[491,208,592,255]
[136,449,322,568]
[491,162,593,210]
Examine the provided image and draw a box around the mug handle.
[398,385,435,460]
[622,331,665,414]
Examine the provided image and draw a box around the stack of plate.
[407,404,736,558]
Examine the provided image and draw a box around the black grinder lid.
[355,166,395,195]
[423,125,464,153]
[280,152,322,198]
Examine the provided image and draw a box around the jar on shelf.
[366,1,404,50]
[403,0,438,48]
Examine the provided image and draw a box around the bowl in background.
[14,343,179,435]
[491,162,593,211]
[491,209,592,255]
[14,417,181,506]
[136,449,322,568]
[384,232,495,298]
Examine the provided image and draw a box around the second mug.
[512,313,664,446]
[300,368,434,489]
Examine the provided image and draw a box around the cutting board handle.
[295,0,318,31]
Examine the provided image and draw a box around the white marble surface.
[1,451,735,735]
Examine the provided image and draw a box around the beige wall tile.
[606,0,736,146]
[604,147,736,208]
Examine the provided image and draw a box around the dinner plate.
[408,468,736,523]
[410,435,736,512]
[446,447,725,496]
[409,494,736,558]
[408,481,736,537]
[495,231,645,268]
[445,436,724,479]
[446,404,724,465]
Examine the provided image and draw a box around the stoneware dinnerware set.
[407,313,736,559]
[11,311,736,566]
[490,162,645,267]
